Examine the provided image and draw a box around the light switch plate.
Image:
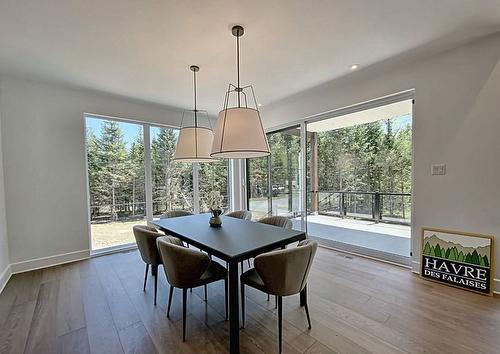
[431,164,446,175]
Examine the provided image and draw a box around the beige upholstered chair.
[240,239,318,353]
[226,210,253,268]
[257,215,293,303]
[160,210,193,219]
[133,225,163,305]
[258,215,293,229]
[157,236,228,342]
[225,210,252,221]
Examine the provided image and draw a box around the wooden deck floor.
[0,246,499,353]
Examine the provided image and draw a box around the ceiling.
[307,99,412,132]
[0,0,499,116]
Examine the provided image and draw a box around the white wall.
[0,104,10,290]
[262,32,500,290]
[0,77,182,269]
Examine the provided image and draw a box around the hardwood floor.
[1,246,499,353]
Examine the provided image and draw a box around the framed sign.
[421,228,494,296]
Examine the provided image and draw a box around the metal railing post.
[341,192,346,218]
[374,192,381,223]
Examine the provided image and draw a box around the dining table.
[152,213,307,354]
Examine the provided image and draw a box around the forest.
[87,115,412,223]
[248,116,412,220]
[87,120,228,222]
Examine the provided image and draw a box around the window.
[199,160,230,213]
[85,115,230,252]
[150,126,193,217]
[86,117,146,250]
[247,156,270,220]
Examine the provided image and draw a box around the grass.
[91,219,145,250]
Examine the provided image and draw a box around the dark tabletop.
[152,213,306,262]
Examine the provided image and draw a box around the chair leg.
[152,265,158,306]
[240,283,245,328]
[304,303,312,329]
[204,284,208,302]
[277,296,283,354]
[267,293,270,301]
[143,264,149,292]
[275,295,278,309]
[224,277,228,321]
[167,285,174,318]
[247,259,251,268]
[182,288,187,342]
[240,262,243,273]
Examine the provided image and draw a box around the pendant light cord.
[237,32,240,108]
[193,68,198,127]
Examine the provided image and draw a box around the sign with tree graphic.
[421,228,494,295]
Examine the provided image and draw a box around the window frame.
[84,114,231,255]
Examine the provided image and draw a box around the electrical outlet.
[431,164,446,175]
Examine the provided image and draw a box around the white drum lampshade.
[211,107,270,158]
[172,65,216,163]
[210,25,270,159]
[173,126,215,162]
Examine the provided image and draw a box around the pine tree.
[86,129,101,218]
[96,121,128,220]
[129,130,145,216]
[151,128,193,213]
[434,244,442,258]
[423,242,432,256]
[471,250,481,265]
[458,251,465,262]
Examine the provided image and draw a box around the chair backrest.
[156,236,211,289]
[133,225,163,266]
[254,239,318,296]
[225,210,252,220]
[258,216,293,229]
[160,210,193,219]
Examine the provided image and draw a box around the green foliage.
[315,118,412,194]
[199,160,229,212]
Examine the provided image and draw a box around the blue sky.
[86,116,169,148]
[86,113,411,149]
[391,114,412,131]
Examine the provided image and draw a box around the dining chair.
[133,225,164,305]
[225,210,252,221]
[258,215,293,304]
[160,210,193,219]
[156,236,229,342]
[258,215,293,229]
[226,210,253,269]
[240,239,318,354]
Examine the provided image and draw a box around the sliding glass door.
[247,126,305,229]
[305,99,413,263]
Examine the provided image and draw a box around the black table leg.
[300,284,307,307]
[228,261,240,354]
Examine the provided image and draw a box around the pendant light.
[173,65,215,163]
[211,25,270,158]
